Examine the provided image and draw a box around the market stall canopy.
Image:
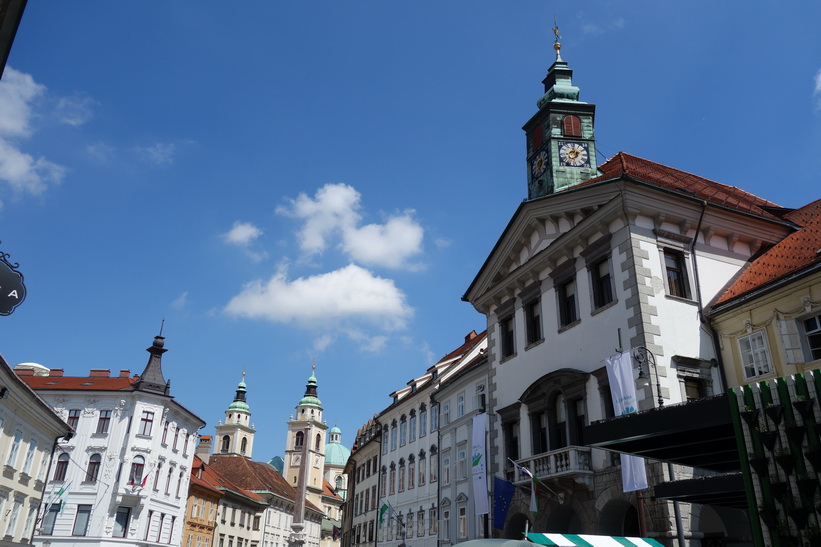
[526,533,666,546]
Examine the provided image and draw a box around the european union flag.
[493,476,516,529]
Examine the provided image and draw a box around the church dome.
[325,438,351,467]
[227,374,250,412]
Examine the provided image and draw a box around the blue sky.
[2,2,820,460]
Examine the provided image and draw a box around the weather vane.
[552,16,563,61]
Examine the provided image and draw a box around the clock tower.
[284,366,328,509]
[214,372,256,458]
[524,25,598,199]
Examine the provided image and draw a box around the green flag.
[379,503,389,524]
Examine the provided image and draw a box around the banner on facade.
[604,351,648,492]
[471,412,489,515]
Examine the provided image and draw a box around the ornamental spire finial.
[552,16,562,62]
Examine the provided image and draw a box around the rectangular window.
[406,512,413,538]
[42,502,62,536]
[442,451,451,485]
[430,454,438,482]
[6,430,22,467]
[114,506,131,538]
[22,437,37,474]
[409,414,417,442]
[73,504,93,536]
[67,409,81,429]
[458,505,467,539]
[96,410,112,434]
[418,458,426,486]
[442,401,450,425]
[417,510,425,536]
[525,298,543,345]
[664,249,690,299]
[23,504,37,540]
[140,411,155,436]
[802,313,821,361]
[431,405,439,431]
[6,499,21,537]
[458,445,468,480]
[420,409,427,437]
[591,257,614,309]
[476,384,486,412]
[398,465,405,491]
[558,277,578,326]
[500,316,515,358]
[739,331,773,380]
[399,420,407,446]
[429,508,437,535]
[408,461,415,489]
[457,392,465,417]
[390,425,397,451]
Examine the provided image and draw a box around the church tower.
[524,24,598,199]
[284,366,328,507]
[214,372,256,458]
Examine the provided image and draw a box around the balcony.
[511,446,594,489]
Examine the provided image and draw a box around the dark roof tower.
[134,334,170,395]
[524,22,598,199]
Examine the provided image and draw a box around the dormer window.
[562,115,582,137]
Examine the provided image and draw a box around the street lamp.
[633,346,663,408]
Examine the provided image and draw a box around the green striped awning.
[526,533,666,547]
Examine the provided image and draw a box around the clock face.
[558,141,590,168]
[291,453,302,466]
[530,150,549,178]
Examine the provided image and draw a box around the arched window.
[335,475,343,491]
[86,453,102,482]
[221,435,230,453]
[129,455,145,485]
[315,433,321,451]
[240,437,248,455]
[54,453,69,481]
[294,431,304,449]
[562,115,582,137]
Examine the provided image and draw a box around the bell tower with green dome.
[214,371,256,458]
[284,366,329,508]
[524,23,598,199]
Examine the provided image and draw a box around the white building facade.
[0,356,72,547]
[463,37,792,543]
[18,335,205,547]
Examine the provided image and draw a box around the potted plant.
[741,405,760,427]
[766,402,785,425]
[793,396,814,420]
[776,450,796,475]
[760,429,780,451]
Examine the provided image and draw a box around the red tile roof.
[19,375,138,391]
[190,455,263,501]
[583,153,785,220]
[208,455,321,512]
[711,198,821,307]
[434,329,487,366]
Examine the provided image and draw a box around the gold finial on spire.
[552,16,563,61]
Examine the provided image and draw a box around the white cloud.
[0,139,65,195]
[0,68,66,196]
[55,93,96,126]
[814,68,821,112]
[171,291,189,310]
[223,221,263,246]
[0,68,44,138]
[86,142,116,162]
[277,183,425,269]
[342,213,424,269]
[136,142,176,165]
[224,263,413,330]
[277,183,361,254]
[312,333,335,353]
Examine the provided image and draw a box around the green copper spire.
[298,365,322,408]
[524,21,598,199]
[227,371,250,412]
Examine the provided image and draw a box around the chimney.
[89,369,111,378]
[49,369,64,377]
[196,435,213,464]
[119,369,130,378]
[465,330,477,343]
[15,368,34,376]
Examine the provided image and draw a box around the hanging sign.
[0,244,26,316]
